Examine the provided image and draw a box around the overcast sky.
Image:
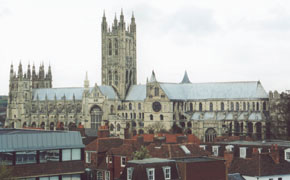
[1,0,290,95]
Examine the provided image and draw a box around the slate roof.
[228,173,246,180]
[160,81,268,100]
[32,86,118,101]
[0,128,84,152]
[190,112,265,121]
[125,81,268,101]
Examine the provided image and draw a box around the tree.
[133,146,151,160]
[144,122,166,134]
[0,164,13,180]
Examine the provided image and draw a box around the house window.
[39,150,60,163]
[212,146,219,156]
[285,148,290,161]
[105,171,110,180]
[39,176,59,180]
[16,151,37,164]
[85,151,91,163]
[62,149,81,161]
[97,171,103,180]
[62,174,81,180]
[240,147,247,159]
[163,166,171,180]
[147,168,155,180]
[121,156,126,167]
[127,167,133,180]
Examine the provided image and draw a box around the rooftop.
[128,158,175,164]
[173,156,222,163]
[0,128,84,152]
[214,140,290,148]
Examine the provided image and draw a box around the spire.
[119,9,125,30]
[114,12,118,27]
[130,11,136,33]
[32,63,36,79]
[48,64,52,79]
[18,61,23,78]
[102,10,107,32]
[27,64,31,79]
[180,71,191,84]
[10,63,14,79]
[149,70,157,83]
[84,71,89,89]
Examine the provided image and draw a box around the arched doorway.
[138,129,144,135]
[205,128,217,142]
[90,105,103,130]
[31,122,36,128]
[23,122,27,128]
[40,122,45,129]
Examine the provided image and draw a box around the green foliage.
[0,164,14,180]
[133,146,151,160]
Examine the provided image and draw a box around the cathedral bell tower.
[101,10,137,100]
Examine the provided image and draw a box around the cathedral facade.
[6,12,270,141]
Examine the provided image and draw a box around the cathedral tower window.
[209,103,213,112]
[150,114,153,120]
[154,87,159,96]
[108,71,112,85]
[236,102,239,111]
[114,38,118,55]
[114,71,118,86]
[160,115,164,120]
[108,39,112,55]
[199,103,203,111]
[221,102,224,111]
[205,128,217,142]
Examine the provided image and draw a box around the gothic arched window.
[221,102,224,111]
[90,106,103,130]
[247,102,250,111]
[150,114,153,120]
[256,102,260,111]
[243,102,246,111]
[129,103,132,110]
[114,38,118,55]
[231,102,234,111]
[160,114,164,120]
[252,102,255,111]
[205,128,217,142]
[108,39,112,55]
[199,103,203,111]
[154,87,159,96]
[117,124,121,131]
[190,103,193,111]
[114,71,118,86]
[209,102,213,112]
[108,71,112,85]
[236,102,239,111]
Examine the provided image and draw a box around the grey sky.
[1,0,290,95]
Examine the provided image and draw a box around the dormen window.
[240,147,247,159]
[154,87,159,96]
[284,148,290,162]
[162,166,171,180]
[127,167,133,180]
[146,168,155,180]
[212,146,219,156]
[121,156,126,167]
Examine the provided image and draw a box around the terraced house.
[6,11,270,141]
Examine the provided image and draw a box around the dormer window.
[284,148,290,162]
[240,147,247,158]
[226,145,234,152]
[146,168,155,180]
[212,146,219,156]
[162,166,171,180]
[199,145,206,150]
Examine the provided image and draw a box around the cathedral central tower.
[101,10,137,100]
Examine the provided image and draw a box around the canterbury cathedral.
[6,11,271,141]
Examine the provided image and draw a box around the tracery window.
[114,71,118,86]
[108,39,112,55]
[114,38,118,55]
[90,106,103,130]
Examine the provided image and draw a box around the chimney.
[97,126,110,138]
[270,144,280,164]
[224,151,234,168]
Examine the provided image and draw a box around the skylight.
[180,145,191,155]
